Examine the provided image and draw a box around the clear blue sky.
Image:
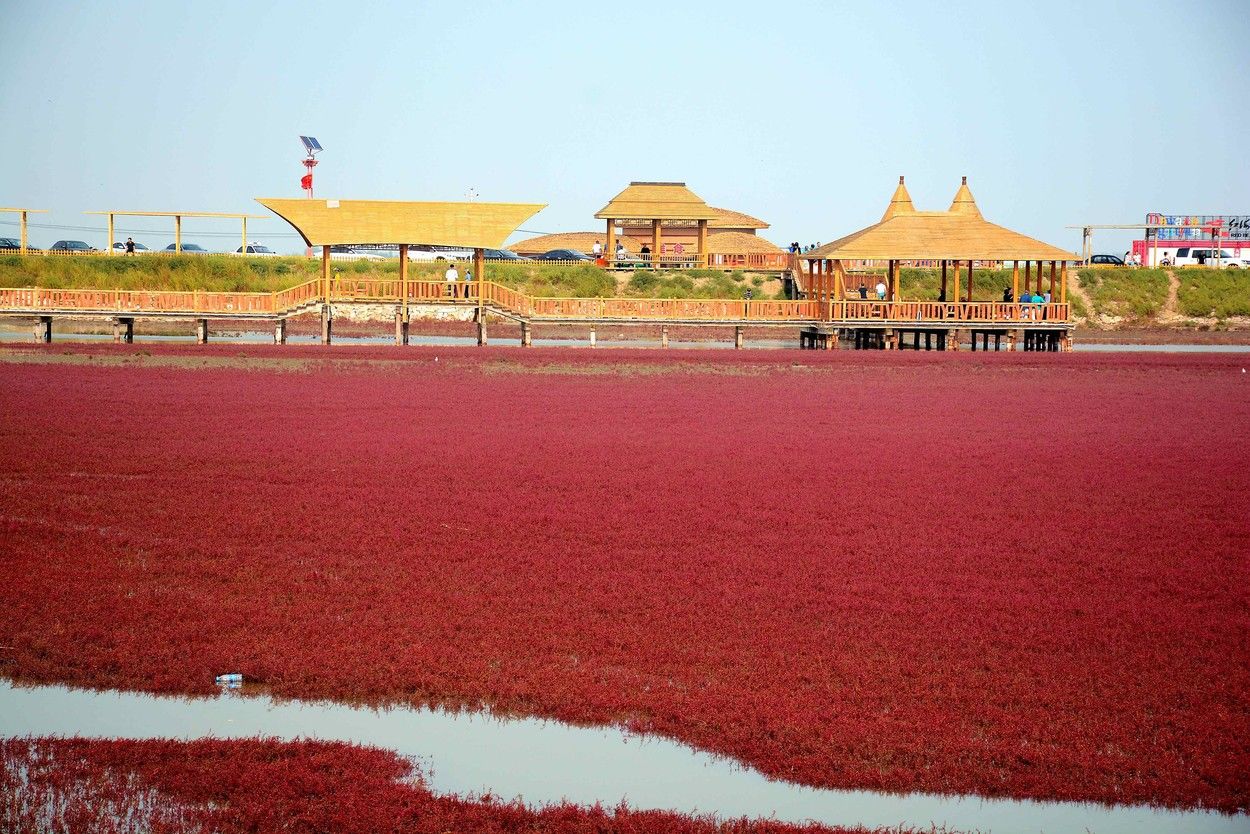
[2,0,1247,254]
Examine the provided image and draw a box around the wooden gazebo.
[595,182,720,268]
[802,177,1077,307]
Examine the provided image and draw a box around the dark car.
[49,240,96,252]
[0,237,40,252]
[535,248,593,262]
[484,248,528,261]
[164,243,212,254]
[1089,254,1125,266]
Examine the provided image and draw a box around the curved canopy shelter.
[594,182,720,268]
[256,198,545,250]
[802,177,1077,307]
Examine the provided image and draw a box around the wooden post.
[605,219,616,268]
[966,260,973,303]
[20,211,28,255]
[952,259,961,307]
[589,327,597,348]
[941,260,948,300]
[398,243,409,324]
[661,325,669,348]
[1024,260,1031,296]
[833,259,846,301]
[1012,260,1019,301]
[196,319,208,344]
[107,213,115,254]
[476,315,488,346]
[242,217,248,255]
[520,321,532,347]
[734,325,744,350]
[652,219,662,269]
[1060,262,1069,306]
[890,260,899,302]
[474,247,485,309]
[275,319,287,345]
[697,218,708,269]
[34,316,52,343]
[1048,261,1056,296]
[175,215,182,254]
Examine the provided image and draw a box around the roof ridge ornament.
[881,175,915,222]
[949,175,983,218]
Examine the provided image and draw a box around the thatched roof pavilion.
[594,182,721,267]
[802,177,1077,306]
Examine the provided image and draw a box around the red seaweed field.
[0,345,1248,812]
[0,737,875,834]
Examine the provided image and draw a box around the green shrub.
[1175,268,1250,318]
[1078,268,1169,320]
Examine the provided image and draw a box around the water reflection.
[0,680,1242,833]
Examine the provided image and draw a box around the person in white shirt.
[875,280,888,301]
[445,263,459,298]
[591,240,602,257]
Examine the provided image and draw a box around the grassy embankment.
[1174,267,1250,318]
[0,254,785,300]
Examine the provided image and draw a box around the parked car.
[327,247,387,261]
[111,241,151,253]
[0,237,39,252]
[484,248,528,261]
[234,244,280,257]
[1089,254,1124,266]
[49,240,96,253]
[407,244,474,261]
[1172,247,1245,268]
[535,248,593,262]
[163,243,212,254]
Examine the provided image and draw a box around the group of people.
[443,263,474,298]
[788,242,821,254]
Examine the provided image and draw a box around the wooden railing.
[0,280,1071,326]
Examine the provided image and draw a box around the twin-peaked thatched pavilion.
[801,177,1077,307]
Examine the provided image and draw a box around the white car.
[235,244,281,257]
[111,241,152,254]
[327,248,387,262]
[1171,247,1246,268]
[407,244,473,261]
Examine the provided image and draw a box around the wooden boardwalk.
[0,279,1072,350]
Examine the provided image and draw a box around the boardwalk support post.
[395,311,409,346]
[275,319,287,345]
[112,317,134,344]
[34,316,51,343]
[734,325,744,350]
[476,314,488,346]
[196,318,209,344]
[661,325,669,348]
[520,320,532,347]
[589,327,597,348]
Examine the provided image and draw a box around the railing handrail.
[0,280,1072,325]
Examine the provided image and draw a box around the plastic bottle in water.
[215,673,243,684]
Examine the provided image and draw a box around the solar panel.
[300,136,323,153]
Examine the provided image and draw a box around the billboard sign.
[1147,213,1250,241]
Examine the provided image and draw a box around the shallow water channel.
[1,680,1244,833]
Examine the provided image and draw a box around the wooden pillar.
[196,318,208,344]
[275,318,287,345]
[34,316,52,343]
[589,327,597,348]
[1048,261,1056,296]
[474,247,485,300]
[398,243,409,324]
[890,260,900,302]
[833,259,846,301]
[606,219,616,268]
[940,260,948,300]
[175,215,182,254]
[1024,260,1032,296]
[107,213,115,254]
[520,320,532,347]
[477,314,488,346]
[661,325,669,348]
[652,219,662,269]
[952,259,961,307]
[697,219,708,269]
[1060,262,1069,305]
[734,325,744,350]
[242,217,248,255]
[1012,260,1020,301]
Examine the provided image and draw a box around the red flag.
[300,174,313,190]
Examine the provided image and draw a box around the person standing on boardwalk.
[124,237,136,255]
[445,262,459,298]
[858,281,868,299]
[875,279,887,301]
[592,240,602,258]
